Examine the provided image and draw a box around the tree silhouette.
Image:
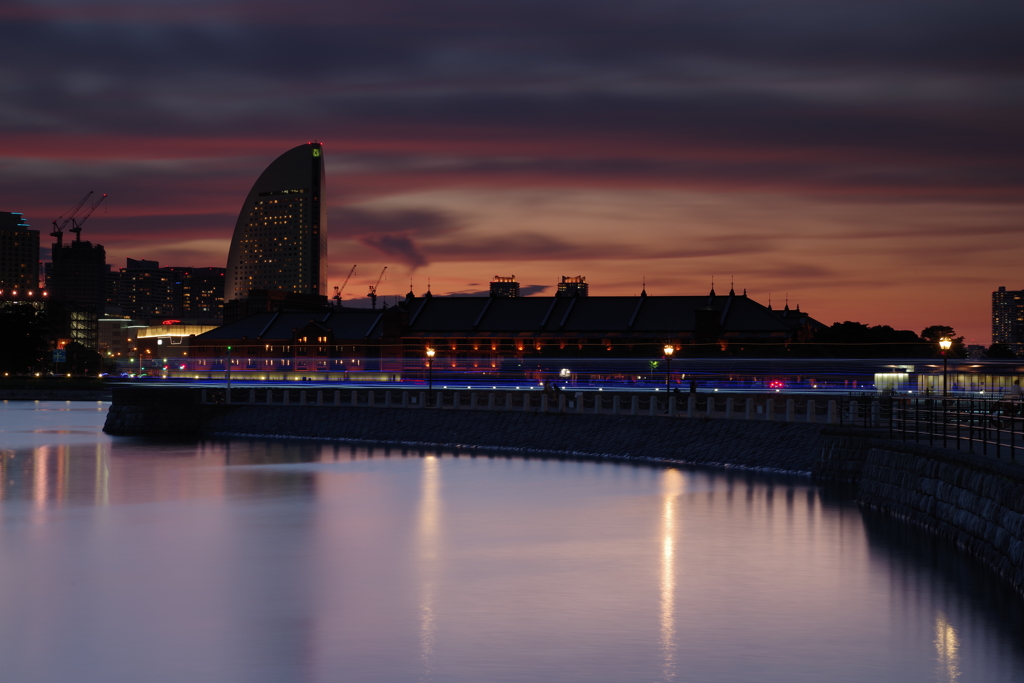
[0,304,48,374]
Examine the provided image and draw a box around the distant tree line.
[801,322,966,358]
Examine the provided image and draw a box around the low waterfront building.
[177,287,822,381]
[187,309,386,380]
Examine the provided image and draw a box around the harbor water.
[1,400,1023,682]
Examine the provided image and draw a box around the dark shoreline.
[0,389,111,401]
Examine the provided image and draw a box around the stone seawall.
[858,443,1024,597]
[203,405,825,471]
[103,387,825,471]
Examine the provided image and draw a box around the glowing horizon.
[3,0,1021,344]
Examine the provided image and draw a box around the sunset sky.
[2,0,1021,343]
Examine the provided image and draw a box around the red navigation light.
[161,319,181,325]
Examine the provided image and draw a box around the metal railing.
[890,395,1023,462]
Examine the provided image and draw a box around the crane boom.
[336,265,357,298]
[332,264,357,308]
[51,191,93,247]
[70,193,107,241]
[368,266,387,309]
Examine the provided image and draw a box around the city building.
[769,299,823,343]
[181,288,824,380]
[189,309,385,380]
[50,238,106,313]
[168,267,225,319]
[490,275,520,298]
[49,236,107,349]
[557,275,588,297]
[98,315,136,362]
[225,142,327,302]
[108,259,176,318]
[108,259,225,320]
[100,317,220,375]
[993,286,1024,352]
[400,287,805,362]
[0,212,40,292]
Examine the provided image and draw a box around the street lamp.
[663,344,675,392]
[939,337,952,396]
[426,348,435,403]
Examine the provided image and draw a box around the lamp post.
[426,347,435,404]
[663,344,674,392]
[226,345,232,393]
[939,337,952,396]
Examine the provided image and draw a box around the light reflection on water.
[1,401,1024,682]
[660,468,682,682]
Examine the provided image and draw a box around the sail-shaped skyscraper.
[225,142,327,301]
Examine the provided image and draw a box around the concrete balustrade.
[194,387,860,426]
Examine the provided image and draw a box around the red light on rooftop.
[162,319,182,325]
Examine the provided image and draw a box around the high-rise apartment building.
[490,275,520,297]
[0,212,39,292]
[169,267,225,319]
[993,286,1024,351]
[50,239,107,312]
[225,142,327,301]
[557,275,588,297]
[49,239,107,349]
[109,258,176,317]
[108,259,226,320]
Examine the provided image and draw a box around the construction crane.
[69,193,107,242]
[333,265,357,307]
[368,266,387,309]
[51,191,93,247]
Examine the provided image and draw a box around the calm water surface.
[2,400,1024,682]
